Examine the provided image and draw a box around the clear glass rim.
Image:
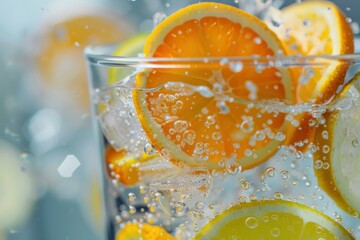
[85,43,360,68]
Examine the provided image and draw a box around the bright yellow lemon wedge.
[194,200,354,239]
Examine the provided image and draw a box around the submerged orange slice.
[133,2,295,171]
[116,222,174,240]
[276,0,354,103]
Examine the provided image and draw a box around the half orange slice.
[276,0,354,103]
[133,2,295,171]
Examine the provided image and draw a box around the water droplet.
[153,12,167,26]
[245,217,258,229]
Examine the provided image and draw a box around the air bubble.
[144,143,155,155]
[174,120,188,133]
[275,132,286,141]
[245,217,258,229]
[314,160,323,169]
[173,202,187,216]
[266,167,276,177]
[229,61,244,72]
[322,145,330,154]
[195,201,205,210]
[274,192,283,200]
[270,227,280,237]
[352,138,360,147]
[212,132,222,140]
[128,193,136,203]
[280,170,289,179]
[242,180,252,190]
[322,131,329,140]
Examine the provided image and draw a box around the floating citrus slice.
[116,222,174,240]
[133,2,295,171]
[313,73,360,216]
[270,1,354,151]
[275,0,354,103]
[109,33,149,85]
[194,200,354,239]
[105,146,153,186]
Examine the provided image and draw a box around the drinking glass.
[86,46,360,239]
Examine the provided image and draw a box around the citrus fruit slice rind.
[314,73,360,216]
[274,0,354,103]
[133,2,296,171]
[194,200,354,239]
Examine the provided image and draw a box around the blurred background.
[0,0,359,240]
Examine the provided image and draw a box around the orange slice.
[35,13,130,110]
[133,2,294,171]
[105,146,154,186]
[116,222,174,240]
[270,1,354,151]
[276,0,354,103]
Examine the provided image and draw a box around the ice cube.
[57,155,80,178]
[99,89,145,151]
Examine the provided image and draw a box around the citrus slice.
[275,0,354,103]
[133,2,295,171]
[116,222,175,240]
[34,12,131,110]
[313,73,360,216]
[105,146,153,186]
[109,33,149,85]
[194,200,354,239]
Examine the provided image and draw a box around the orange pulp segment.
[133,2,295,171]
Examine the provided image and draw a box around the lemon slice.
[314,73,360,215]
[0,140,34,231]
[108,33,149,85]
[194,200,354,239]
